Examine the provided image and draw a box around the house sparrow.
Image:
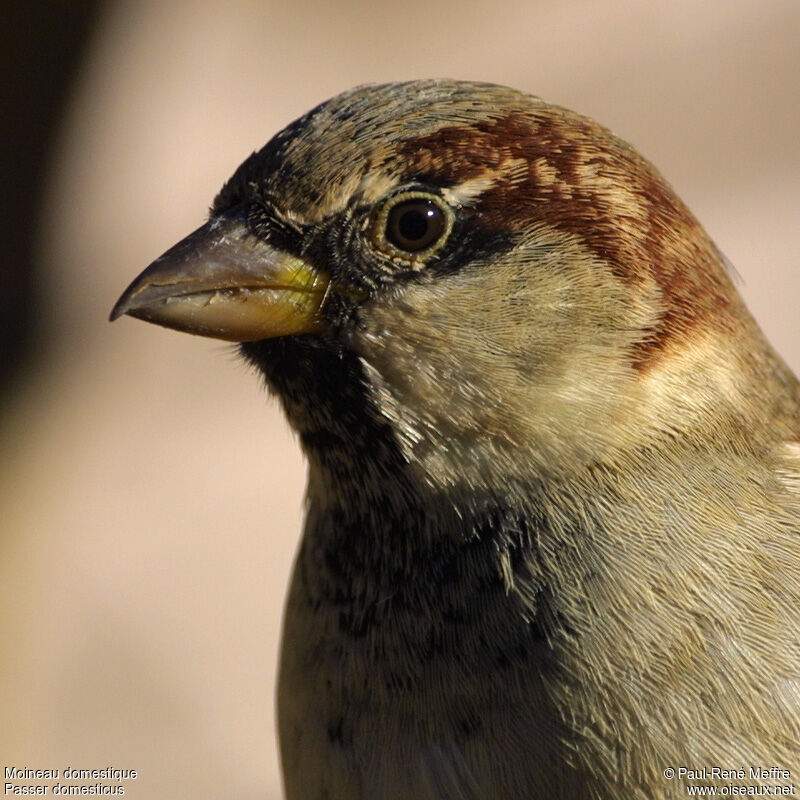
[111,81,800,799]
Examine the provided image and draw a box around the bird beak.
[109,211,329,341]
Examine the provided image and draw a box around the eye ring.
[374,191,454,261]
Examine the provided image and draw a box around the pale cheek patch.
[777,442,800,498]
[637,327,746,430]
[784,442,800,460]
[353,231,656,486]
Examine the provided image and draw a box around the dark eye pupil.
[386,199,446,252]
[399,208,432,242]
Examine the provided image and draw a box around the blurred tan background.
[0,1,798,797]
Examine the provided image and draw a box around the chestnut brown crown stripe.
[398,111,739,371]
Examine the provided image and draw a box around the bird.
[111,80,800,799]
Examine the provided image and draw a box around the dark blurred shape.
[0,0,101,398]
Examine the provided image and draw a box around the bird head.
[112,80,771,495]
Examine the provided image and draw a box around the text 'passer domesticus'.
[111,81,800,799]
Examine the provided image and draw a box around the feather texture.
[114,80,800,798]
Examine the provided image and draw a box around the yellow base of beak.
[111,213,328,342]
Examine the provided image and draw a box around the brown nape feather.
[114,80,800,799]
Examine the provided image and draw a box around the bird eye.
[377,192,453,258]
